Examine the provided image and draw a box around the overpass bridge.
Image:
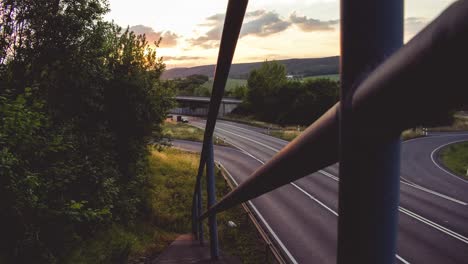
[170,96,242,117]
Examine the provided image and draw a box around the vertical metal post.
[206,140,219,259]
[192,195,197,238]
[338,1,403,264]
[197,179,204,245]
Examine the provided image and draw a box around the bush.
[0,1,174,262]
[243,60,339,125]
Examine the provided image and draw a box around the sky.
[105,0,456,68]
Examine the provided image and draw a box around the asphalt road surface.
[173,119,468,264]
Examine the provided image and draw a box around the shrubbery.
[0,1,173,262]
[236,60,339,126]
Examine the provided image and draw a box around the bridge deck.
[152,234,240,264]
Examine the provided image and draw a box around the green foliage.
[228,85,248,99]
[241,60,339,125]
[0,1,174,262]
[162,121,205,142]
[440,142,468,179]
[201,78,248,96]
[302,74,340,82]
[246,61,287,119]
[401,128,425,140]
[147,147,271,263]
[171,74,209,96]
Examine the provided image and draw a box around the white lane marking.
[218,163,299,264]
[191,123,268,165]
[217,123,467,205]
[397,254,411,264]
[216,121,290,144]
[195,121,465,205]
[291,183,338,216]
[400,180,467,206]
[214,126,282,152]
[320,169,468,244]
[195,121,465,256]
[320,168,468,245]
[399,207,468,244]
[291,181,408,263]
[430,139,468,184]
[219,140,410,264]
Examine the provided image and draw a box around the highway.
[175,119,468,263]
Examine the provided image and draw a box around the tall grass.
[440,142,468,179]
[162,121,205,142]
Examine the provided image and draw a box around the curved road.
[174,119,468,263]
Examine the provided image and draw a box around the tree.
[0,1,174,262]
[246,60,287,121]
[229,85,248,99]
[172,74,209,96]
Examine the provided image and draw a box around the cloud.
[190,10,291,49]
[245,10,266,18]
[405,17,428,36]
[188,14,225,49]
[128,25,179,48]
[289,12,339,31]
[164,56,203,61]
[240,11,291,37]
[190,10,339,49]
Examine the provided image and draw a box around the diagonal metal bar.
[200,0,468,218]
[191,0,248,258]
[191,0,249,196]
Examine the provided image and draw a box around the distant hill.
[162,56,339,80]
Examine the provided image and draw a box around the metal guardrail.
[192,0,468,262]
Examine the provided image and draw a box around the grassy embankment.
[162,120,230,146]
[145,148,272,263]
[67,147,270,263]
[163,121,205,142]
[439,142,468,180]
[302,74,340,82]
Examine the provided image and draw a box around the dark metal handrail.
[191,0,248,260]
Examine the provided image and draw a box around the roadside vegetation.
[201,78,247,94]
[429,113,468,132]
[146,147,273,263]
[222,115,283,130]
[269,129,303,141]
[439,142,468,180]
[170,74,247,99]
[0,1,178,262]
[233,60,340,126]
[163,121,205,142]
[162,120,230,146]
[401,128,426,141]
[302,74,340,82]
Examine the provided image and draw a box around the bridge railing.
[192,0,468,263]
[190,0,248,259]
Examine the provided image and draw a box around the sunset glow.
[106,0,456,68]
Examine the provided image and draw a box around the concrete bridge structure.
[170,96,242,117]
